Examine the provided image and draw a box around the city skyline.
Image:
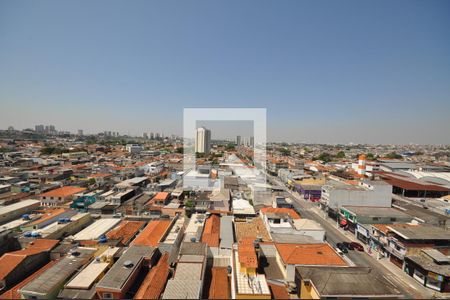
[1,0,450,144]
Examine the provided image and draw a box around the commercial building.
[195,127,211,154]
[0,199,40,225]
[21,208,77,232]
[295,266,402,299]
[36,212,92,239]
[320,179,392,220]
[385,224,450,268]
[72,218,121,241]
[404,249,450,293]
[380,172,450,198]
[338,206,414,242]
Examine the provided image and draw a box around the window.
[390,218,397,222]
[103,293,113,299]
[372,217,379,221]
[426,276,442,291]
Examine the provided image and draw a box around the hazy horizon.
[1,0,450,145]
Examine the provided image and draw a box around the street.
[265,172,435,299]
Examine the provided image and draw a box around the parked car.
[343,242,354,250]
[351,242,364,251]
[336,243,348,253]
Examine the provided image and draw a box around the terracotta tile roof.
[38,186,86,198]
[260,207,301,219]
[9,239,59,255]
[238,238,258,269]
[0,260,57,299]
[0,239,59,281]
[153,192,169,201]
[134,253,170,299]
[235,218,271,242]
[131,220,171,247]
[268,283,290,299]
[275,243,347,266]
[89,173,112,178]
[208,267,230,299]
[106,220,145,245]
[201,214,220,247]
[28,208,67,226]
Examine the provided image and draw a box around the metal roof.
[220,216,234,249]
[161,279,202,299]
[96,245,155,291]
[19,247,96,296]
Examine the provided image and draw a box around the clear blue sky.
[1,0,449,144]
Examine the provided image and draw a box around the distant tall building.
[236,135,241,146]
[143,132,148,139]
[35,125,44,133]
[195,127,211,154]
[250,136,254,147]
[155,133,160,140]
[77,129,83,136]
[150,132,154,140]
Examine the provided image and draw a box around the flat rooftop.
[296,266,402,297]
[387,224,450,240]
[342,206,412,219]
[0,199,39,215]
[73,218,121,241]
[65,247,120,290]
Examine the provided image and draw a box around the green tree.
[279,148,290,156]
[366,153,375,160]
[175,147,184,154]
[225,144,235,151]
[386,152,402,159]
[336,151,345,158]
[185,200,194,208]
[317,152,332,163]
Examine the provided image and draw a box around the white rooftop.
[0,199,40,216]
[65,247,120,289]
[73,218,121,241]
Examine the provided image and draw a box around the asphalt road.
[264,172,434,299]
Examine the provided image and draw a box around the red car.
[351,242,364,251]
